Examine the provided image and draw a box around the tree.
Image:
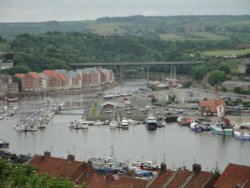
[191,65,208,80]
[208,70,226,86]
[0,159,85,188]
[218,64,231,74]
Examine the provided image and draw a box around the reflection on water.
[0,79,250,171]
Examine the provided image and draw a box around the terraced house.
[15,68,115,91]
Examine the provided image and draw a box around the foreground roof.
[213,163,250,188]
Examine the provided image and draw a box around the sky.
[0,0,250,22]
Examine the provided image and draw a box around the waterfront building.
[0,78,7,97]
[199,99,225,116]
[65,70,82,88]
[43,70,70,90]
[79,68,101,87]
[22,72,41,91]
[99,68,115,84]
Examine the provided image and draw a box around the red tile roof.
[184,171,217,188]
[108,176,148,188]
[15,73,25,79]
[213,163,250,188]
[43,70,68,81]
[27,72,40,79]
[165,169,192,188]
[199,99,225,113]
[28,154,109,188]
[147,170,173,188]
[29,154,82,179]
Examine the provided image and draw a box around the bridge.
[71,61,205,83]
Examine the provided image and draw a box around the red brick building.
[22,72,41,91]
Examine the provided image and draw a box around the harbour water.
[1,79,250,171]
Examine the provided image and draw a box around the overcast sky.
[0,0,249,22]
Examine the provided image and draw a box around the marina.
[0,79,250,172]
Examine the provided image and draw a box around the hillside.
[1,15,250,42]
[6,32,240,74]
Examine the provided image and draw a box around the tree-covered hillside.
[8,32,238,73]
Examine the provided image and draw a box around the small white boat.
[121,117,129,129]
[0,139,9,148]
[68,121,77,128]
[37,123,47,129]
[234,130,250,140]
[77,119,89,129]
[109,120,118,128]
[95,120,104,126]
[127,119,139,125]
[13,122,37,132]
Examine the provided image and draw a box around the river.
[0,79,250,171]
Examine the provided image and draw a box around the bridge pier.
[120,65,123,82]
[146,66,149,87]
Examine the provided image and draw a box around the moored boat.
[234,130,250,140]
[0,140,9,148]
[121,117,129,129]
[211,119,234,136]
[109,120,118,128]
[145,116,158,130]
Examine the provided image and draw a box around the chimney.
[193,164,201,173]
[67,154,75,162]
[160,162,167,172]
[44,151,51,159]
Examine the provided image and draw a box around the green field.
[190,32,229,41]
[0,42,10,51]
[160,32,229,41]
[86,23,126,34]
[202,48,250,56]
[159,33,186,41]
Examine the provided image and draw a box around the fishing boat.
[189,121,203,132]
[234,126,250,140]
[145,116,158,131]
[189,119,211,132]
[0,140,9,148]
[234,130,250,140]
[211,119,234,136]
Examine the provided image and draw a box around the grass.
[0,42,10,52]
[160,32,229,41]
[159,33,186,41]
[89,100,98,117]
[190,32,229,41]
[86,23,126,34]
[202,48,250,57]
